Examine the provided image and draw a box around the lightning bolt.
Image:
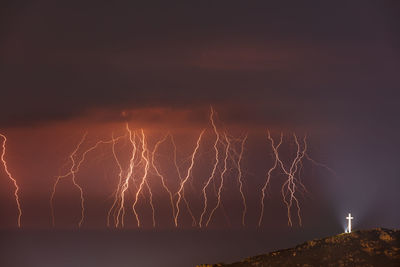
[205,132,230,227]
[265,132,307,226]
[0,107,336,229]
[115,124,137,228]
[304,152,337,176]
[151,133,176,225]
[0,133,22,228]
[199,107,220,227]
[258,131,283,227]
[280,134,307,226]
[170,134,197,227]
[174,129,205,227]
[236,134,247,227]
[51,132,125,227]
[144,179,155,227]
[50,132,87,227]
[132,129,151,228]
[259,131,336,227]
[219,133,248,227]
[107,133,124,228]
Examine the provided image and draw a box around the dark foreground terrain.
[199,228,400,267]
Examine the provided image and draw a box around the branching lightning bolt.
[0,133,22,228]
[280,134,307,226]
[304,152,337,176]
[50,132,87,227]
[0,107,336,229]
[236,134,247,227]
[264,132,307,226]
[170,134,197,227]
[132,129,151,228]
[174,130,205,227]
[258,131,283,227]
[205,132,230,227]
[51,132,125,227]
[199,107,220,227]
[151,133,176,225]
[107,133,125,228]
[115,124,137,228]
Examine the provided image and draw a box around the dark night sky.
[1,1,400,266]
[1,0,399,128]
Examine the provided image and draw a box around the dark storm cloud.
[0,0,399,128]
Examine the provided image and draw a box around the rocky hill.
[197,228,400,267]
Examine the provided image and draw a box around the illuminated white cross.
[346,213,354,233]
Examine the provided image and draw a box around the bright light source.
[346,213,354,233]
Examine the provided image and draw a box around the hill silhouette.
[198,228,400,267]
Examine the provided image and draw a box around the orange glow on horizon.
[0,107,334,229]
